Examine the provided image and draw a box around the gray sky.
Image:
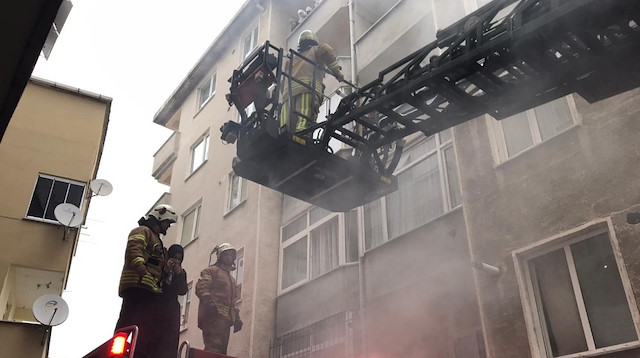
[32,1,244,356]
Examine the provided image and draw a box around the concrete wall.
[362,209,481,358]
[455,89,640,358]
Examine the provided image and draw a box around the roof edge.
[153,0,257,126]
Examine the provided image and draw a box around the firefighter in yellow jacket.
[281,30,345,133]
[115,204,177,358]
[196,243,243,354]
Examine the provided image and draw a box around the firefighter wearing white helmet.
[280,29,345,133]
[196,243,243,354]
[115,203,178,358]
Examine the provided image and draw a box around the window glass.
[191,134,209,173]
[387,153,443,240]
[535,97,573,141]
[310,217,339,278]
[27,176,54,218]
[229,173,242,210]
[530,249,587,357]
[181,207,199,245]
[282,237,308,289]
[364,200,385,250]
[444,146,461,208]
[310,206,331,225]
[282,215,307,242]
[571,233,637,348]
[345,210,359,263]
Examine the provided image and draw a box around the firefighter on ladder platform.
[280,30,345,135]
[195,243,243,355]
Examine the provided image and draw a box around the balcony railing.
[152,131,179,185]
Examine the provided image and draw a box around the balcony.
[287,0,350,57]
[354,0,438,84]
[152,131,179,185]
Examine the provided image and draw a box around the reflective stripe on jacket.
[118,226,165,295]
[195,265,239,328]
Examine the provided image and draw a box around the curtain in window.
[534,97,573,141]
[311,217,339,278]
[444,145,461,208]
[386,153,443,240]
[501,111,533,157]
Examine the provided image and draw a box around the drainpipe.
[348,0,358,88]
[349,3,366,357]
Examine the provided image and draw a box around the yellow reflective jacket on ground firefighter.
[282,43,342,99]
[118,226,166,295]
[195,265,239,328]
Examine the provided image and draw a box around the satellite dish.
[90,179,113,197]
[54,203,83,228]
[33,294,69,326]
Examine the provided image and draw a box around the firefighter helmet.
[214,243,236,257]
[147,204,178,223]
[299,30,318,45]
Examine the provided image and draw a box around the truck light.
[109,332,128,356]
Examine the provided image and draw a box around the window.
[180,203,201,246]
[190,133,209,174]
[242,26,259,60]
[488,96,578,161]
[227,172,248,212]
[26,174,85,223]
[280,207,351,291]
[272,312,356,358]
[364,129,461,250]
[198,73,217,109]
[179,282,193,330]
[231,248,244,301]
[515,224,640,357]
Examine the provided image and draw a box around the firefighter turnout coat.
[195,265,239,327]
[118,225,166,295]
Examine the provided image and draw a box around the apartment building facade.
[0,78,110,358]
[154,0,640,358]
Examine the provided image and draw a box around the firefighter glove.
[234,318,243,333]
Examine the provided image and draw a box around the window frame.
[241,25,259,61]
[189,132,210,175]
[225,171,248,214]
[25,174,86,225]
[179,282,193,331]
[486,95,580,163]
[180,201,202,246]
[279,208,350,294]
[513,218,640,358]
[197,73,217,110]
[363,129,462,251]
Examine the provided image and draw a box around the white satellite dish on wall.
[89,178,113,197]
[33,294,69,326]
[54,203,83,228]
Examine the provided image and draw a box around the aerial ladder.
[221,0,640,212]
